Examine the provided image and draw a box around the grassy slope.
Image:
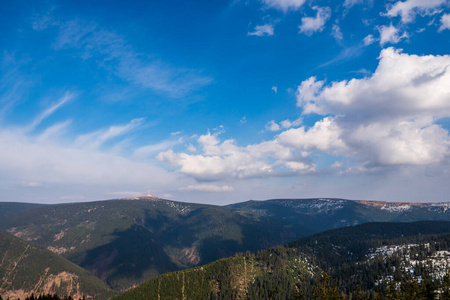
[0,230,115,300]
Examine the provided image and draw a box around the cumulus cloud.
[280,118,302,129]
[378,24,408,45]
[248,24,275,36]
[384,0,446,24]
[363,34,376,46]
[277,117,346,152]
[179,184,234,192]
[265,120,282,131]
[299,6,331,35]
[157,131,275,180]
[157,125,324,180]
[296,47,450,167]
[157,49,450,182]
[262,0,306,12]
[439,13,450,32]
[265,118,302,132]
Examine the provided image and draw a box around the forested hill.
[0,230,115,300]
[114,221,450,300]
[0,202,45,218]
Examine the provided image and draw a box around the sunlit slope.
[0,230,115,300]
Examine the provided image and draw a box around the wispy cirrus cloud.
[28,92,75,131]
[74,118,145,150]
[0,98,182,201]
[36,18,213,98]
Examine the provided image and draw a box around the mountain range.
[0,197,450,298]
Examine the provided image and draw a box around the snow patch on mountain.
[380,203,412,212]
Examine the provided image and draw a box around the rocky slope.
[0,230,115,300]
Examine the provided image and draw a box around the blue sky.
[1,0,450,204]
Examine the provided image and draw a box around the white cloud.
[265,120,282,131]
[296,47,450,167]
[332,24,343,41]
[248,24,275,36]
[262,0,306,12]
[280,118,302,129]
[299,6,331,35]
[343,0,363,8]
[179,184,234,192]
[284,161,315,172]
[28,92,74,131]
[378,24,407,45]
[348,119,449,165]
[157,119,336,180]
[157,46,450,181]
[0,128,178,189]
[438,13,450,32]
[272,86,278,93]
[75,118,144,149]
[157,148,274,181]
[363,34,376,46]
[277,117,346,152]
[187,143,197,152]
[384,0,446,23]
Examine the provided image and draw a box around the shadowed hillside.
[115,221,450,300]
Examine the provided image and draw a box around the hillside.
[114,221,450,300]
[0,230,115,300]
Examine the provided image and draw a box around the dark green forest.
[115,221,450,300]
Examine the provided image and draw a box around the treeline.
[0,294,86,300]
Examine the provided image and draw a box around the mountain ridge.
[1,197,449,292]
